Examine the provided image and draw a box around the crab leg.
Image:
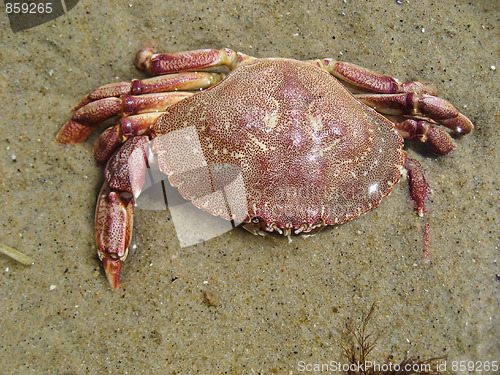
[72,71,225,111]
[57,70,225,145]
[135,47,252,75]
[57,48,256,145]
[55,120,101,145]
[310,58,437,95]
[404,158,431,217]
[310,58,473,136]
[355,92,473,135]
[96,136,150,288]
[56,92,192,144]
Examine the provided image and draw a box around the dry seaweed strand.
[341,302,448,375]
[0,242,34,265]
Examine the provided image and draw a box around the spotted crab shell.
[152,58,404,233]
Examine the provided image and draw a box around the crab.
[56,48,473,289]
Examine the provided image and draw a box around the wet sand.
[0,1,498,373]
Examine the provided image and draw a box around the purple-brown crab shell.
[152,58,405,234]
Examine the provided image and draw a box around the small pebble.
[203,290,220,307]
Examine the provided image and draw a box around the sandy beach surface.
[0,1,498,374]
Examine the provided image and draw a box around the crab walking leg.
[135,47,255,75]
[354,93,474,135]
[423,221,432,264]
[309,58,437,95]
[72,71,225,111]
[55,120,101,145]
[405,158,431,217]
[57,71,223,145]
[96,136,150,288]
[56,92,192,144]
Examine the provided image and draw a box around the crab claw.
[395,119,456,155]
[102,256,123,290]
[95,182,134,289]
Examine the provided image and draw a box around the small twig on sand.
[0,243,34,265]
